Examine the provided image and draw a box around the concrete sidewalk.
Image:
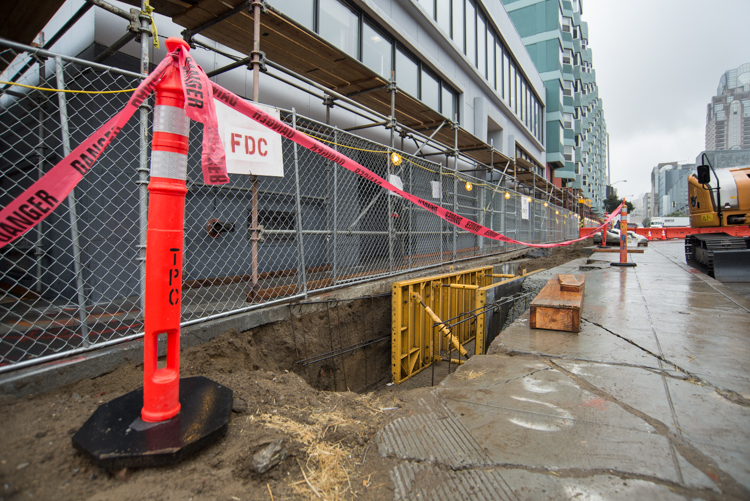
[375,241,750,500]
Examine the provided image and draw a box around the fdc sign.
[215,99,284,177]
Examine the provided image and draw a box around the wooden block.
[530,274,584,333]
[558,274,585,292]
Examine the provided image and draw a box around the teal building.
[502,0,607,212]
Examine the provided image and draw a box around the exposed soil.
[0,244,589,500]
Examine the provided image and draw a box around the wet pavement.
[375,241,750,500]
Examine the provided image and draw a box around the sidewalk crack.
[548,359,750,500]
[581,318,750,407]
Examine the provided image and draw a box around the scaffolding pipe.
[292,109,307,296]
[55,56,89,347]
[249,0,263,297]
[137,3,151,312]
[1,2,92,91]
[33,47,46,295]
[85,0,136,22]
[0,38,142,79]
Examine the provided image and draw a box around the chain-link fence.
[0,45,579,371]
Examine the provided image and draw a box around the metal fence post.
[292,109,307,296]
[137,6,151,312]
[440,159,444,265]
[34,54,47,294]
[55,56,89,347]
[452,125,458,262]
[333,129,338,284]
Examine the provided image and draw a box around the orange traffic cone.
[661,229,667,240]
[647,230,652,240]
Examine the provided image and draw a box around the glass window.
[396,48,419,97]
[437,0,451,34]
[477,14,486,75]
[269,0,314,30]
[509,63,515,110]
[421,68,440,110]
[515,71,520,114]
[496,40,502,93]
[362,22,392,78]
[452,0,464,53]
[418,0,434,19]
[503,52,510,101]
[488,32,495,89]
[442,84,456,120]
[319,0,359,58]
[465,0,476,63]
[520,80,526,123]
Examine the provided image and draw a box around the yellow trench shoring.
[391,266,543,384]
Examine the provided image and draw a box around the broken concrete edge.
[0,249,532,398]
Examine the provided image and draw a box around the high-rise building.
[502,0,608,211]
[706,63,750,151]
[650,162,694,217]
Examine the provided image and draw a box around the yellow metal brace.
[411,292,469,358]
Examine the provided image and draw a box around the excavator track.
[686,233,750,281]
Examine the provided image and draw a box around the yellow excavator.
[686,157,750,281]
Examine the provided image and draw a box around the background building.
[649,162,694,217]
[706,63,750,151]
[501,0,608,212]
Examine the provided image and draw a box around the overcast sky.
[581,0,750,201]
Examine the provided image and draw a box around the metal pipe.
[0,38,142,79]
[93,31,138,64]
[343,120,389,132]
[452,126,458,262]
[34,49,46,294]
[55,56,89,347]
[85,0,136,22]
[205,57,251,78]
[249,0,262,297]
[292,109,307,296]
[188,182,326,202]
[137,4,150,313]
[333,129,338,284]
[2,3,92,91]
[413,120,446,156]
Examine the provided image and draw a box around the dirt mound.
[0,329,395,500]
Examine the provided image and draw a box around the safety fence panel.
[0,44,583,371]
[0,53,146,369]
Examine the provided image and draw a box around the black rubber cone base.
[72,376,232,469]
[610,262,637,267]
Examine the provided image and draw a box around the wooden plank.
[529,274,584,333]
[558,274,584,293]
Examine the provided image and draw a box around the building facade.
[706,63,750,151]
[268,0,547,169]
[650,162,693,218]
[501,0,607,212]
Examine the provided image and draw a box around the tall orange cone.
[611,201,636,268]
[141,38,191,422]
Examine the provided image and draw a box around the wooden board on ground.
[530,274,585,333]
[558,274,584,293]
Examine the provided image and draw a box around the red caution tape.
[208,80,621,248]
[0,49,228,249]
[0,45,617,250]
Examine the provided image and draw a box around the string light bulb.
[544,202,548,207]
[527,197,532,203]
[465,181,473,191]
[555,210,559,214]
[390,152,402,166]
[504,192,511,200]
